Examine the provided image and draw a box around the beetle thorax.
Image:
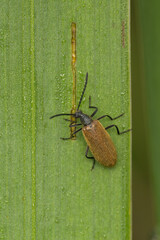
[75,110,93,126]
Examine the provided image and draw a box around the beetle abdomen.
[82,120,117,167]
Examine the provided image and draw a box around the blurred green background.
[132,0,160,239]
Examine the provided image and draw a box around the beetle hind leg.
[85,146,95,170]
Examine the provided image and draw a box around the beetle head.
[75,110,92,126]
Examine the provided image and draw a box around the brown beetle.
[50,73,131,170]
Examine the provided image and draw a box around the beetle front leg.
[85,146,95,170]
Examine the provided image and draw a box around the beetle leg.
[91,159,96,171]
[89,96,98,117]
[60,128,82,140]
[97,113,124,121]
[63,119,82,127]
[85,146,95,170]
[105,124,132,135]
[64,118,76,123]
[69,123,82,127]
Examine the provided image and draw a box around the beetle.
[50,72,131,170]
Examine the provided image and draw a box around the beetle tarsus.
[60,137,73,140]
[91,159,96,170]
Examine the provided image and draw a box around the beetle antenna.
[77,72,88,110]
[50,113,75,119]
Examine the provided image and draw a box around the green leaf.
[0,0,131,239]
